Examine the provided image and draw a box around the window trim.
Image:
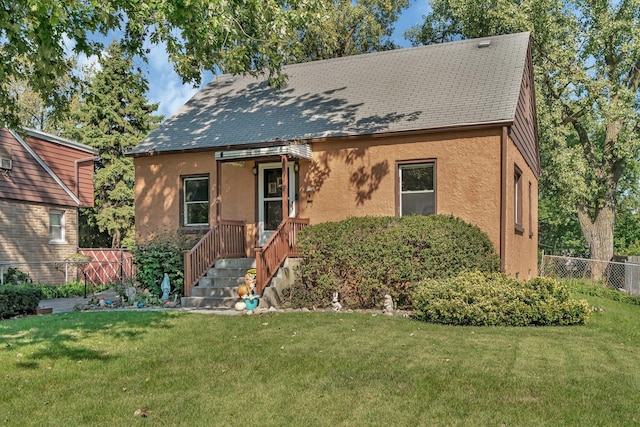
[396,160,436,217]
[514,164,524,234]
[181,174,210,228]
[49,210,66,244]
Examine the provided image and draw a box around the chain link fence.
[540,255,640,296]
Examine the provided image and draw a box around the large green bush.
[412,272,591,326]
[0,286,44,319]
[132,234,198,297]
[288,215,500,309]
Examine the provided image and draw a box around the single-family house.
[0,128,97,284]
[129,32,539,307]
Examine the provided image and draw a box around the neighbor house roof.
[130,32,531,156]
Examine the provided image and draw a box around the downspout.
[500,126,508,272]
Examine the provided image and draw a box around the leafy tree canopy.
[407,0,640,267]
[290,0,409,62]
[64,41,162,248]
[0,0,325,129]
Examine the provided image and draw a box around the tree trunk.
[577,205,615,281]
[111,229,121,249]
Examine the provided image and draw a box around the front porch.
[183,217,309,300]
[182,144,312,302]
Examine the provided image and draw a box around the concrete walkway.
[38,289,241,315]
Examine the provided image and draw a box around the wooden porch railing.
[255,218,309,295]
[183,220,246,297]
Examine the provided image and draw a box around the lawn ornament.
[161,273,171,300]
[332,292,342,312]
[383,294,394,316]
[237,285,249,298]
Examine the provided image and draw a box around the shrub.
[2,267,31,285]
[288,215,500,309]
[412,272,591,326]
[132,234,198,297]
[0,286,44,319]
[35,282,109,299]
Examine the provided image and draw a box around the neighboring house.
[0,128,96,284]
[129,32,539,297]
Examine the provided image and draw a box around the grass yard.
[1,290,639,426]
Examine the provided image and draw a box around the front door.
[258,162,295,245]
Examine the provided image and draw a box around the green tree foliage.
[290,0,409,62]
[4,57,78,132]
[407,0,640,273]
[0,0,326,129]
[65,41,162,248]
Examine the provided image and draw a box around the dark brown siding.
[26,135,95,207]
[510,43,540,177]
[0,129,77,206]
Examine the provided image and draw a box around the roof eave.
[127,120,515,158]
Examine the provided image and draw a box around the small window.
[183,176,209,226]
[399,163,435,216]
[49,211,65,243]
[514,165,523,233]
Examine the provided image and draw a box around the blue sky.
[134,0,430,119]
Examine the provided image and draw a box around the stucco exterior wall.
[505,136,539,279]
[134,152,215,241]
[133,127,539,277]
[299,129,503,254]
[134,153,258,251]
[0,199,79,284]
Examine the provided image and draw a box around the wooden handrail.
[255,218,309,295]
[183,220,246,297]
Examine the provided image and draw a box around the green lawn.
[1,291,639,426]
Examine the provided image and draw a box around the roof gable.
[0,128,94,207]
[131,32,532,156]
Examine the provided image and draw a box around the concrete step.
[181,296,239,309]
[206,267,250,278]
[214,258,255,269]
[191,286,237,298]
[198,276,245,288]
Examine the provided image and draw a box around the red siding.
[0,129,78,207]
[26,135,95,207]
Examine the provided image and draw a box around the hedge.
[0,286,44,319]
[288,215,500,309]
[412,272,591,326]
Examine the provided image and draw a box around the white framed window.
[399,163,435,216]
[49,210,65,243]
[183,176,209,226]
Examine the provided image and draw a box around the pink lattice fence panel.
[78,249,135,286]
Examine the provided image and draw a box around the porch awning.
[214,144,312,161]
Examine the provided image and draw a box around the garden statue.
[332,292,342,312]
[383,294,394,316]
[161,273,171,301]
